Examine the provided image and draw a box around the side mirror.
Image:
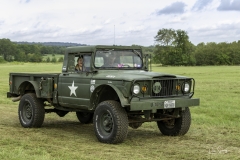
[143,54,151,71]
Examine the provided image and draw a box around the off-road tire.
[157,107,191,136]
[18,93,45,128]
[76,112,93,124]
[93,100,128,144]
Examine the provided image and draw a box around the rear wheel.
[157,107,191,136]
[93,100,128,144]
[18,93,45,128]
[76,112,93,124]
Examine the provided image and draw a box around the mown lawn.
[0,63,240,160]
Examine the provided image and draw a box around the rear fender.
[19,81,40,97]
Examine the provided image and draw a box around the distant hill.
[14,41,87,47]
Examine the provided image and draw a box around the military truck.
[7,45,200,144]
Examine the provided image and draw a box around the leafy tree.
[29,44,40,54]
[17,44,31,55]
[154,29,195,65]
[40,46,50,55]
[228,41,240,65]
[194,41,240,65]
[15,50,27,62]
[51,46,65,54]
[58,57,64,62]
[0,38,17,61]
[41,46,56,55]
[154,28,175,46]
[0,56,6,63]
[217,42,231,65]
[46,57,51,62]
[51,57,57,63]
[27,53,42,62]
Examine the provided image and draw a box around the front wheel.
[157,107,191,136]
[18,93,45,128]
[93,100,128,144]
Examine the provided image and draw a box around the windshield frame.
[94,49,144,70]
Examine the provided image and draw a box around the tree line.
[153,28,240,66]
[0,38,66,62]
[1,30,240,65]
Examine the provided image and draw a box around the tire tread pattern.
[18,93,45,128]
[94,100,128,144]
[157,107,191,136]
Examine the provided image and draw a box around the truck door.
[58,54,92,109]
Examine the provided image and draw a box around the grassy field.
[0,63,240,160]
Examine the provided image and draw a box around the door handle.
[63,73,69,76]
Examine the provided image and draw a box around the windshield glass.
[94,50,143,69]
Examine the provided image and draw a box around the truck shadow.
[41,119,163,143]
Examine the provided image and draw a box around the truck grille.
[152,79,174,97]
[150,78,194,97]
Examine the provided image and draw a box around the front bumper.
[130,97,200,112]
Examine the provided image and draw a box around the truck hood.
[95,70,187,81]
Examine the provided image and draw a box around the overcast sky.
[0,0,240,46]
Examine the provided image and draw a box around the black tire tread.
[106,101,128,143]
[18,93,45,128]
[178,107,191,135]
[94,100,128,144]
[157,107,191,136]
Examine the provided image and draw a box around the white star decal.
[68,81,78,96]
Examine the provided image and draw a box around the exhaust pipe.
[12,96,21,102]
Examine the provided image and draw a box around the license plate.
[164,100,175,108]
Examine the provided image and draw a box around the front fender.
[108,84,129,106]
[90,84,129,109]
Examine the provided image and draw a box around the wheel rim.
[22,102,33,122]
[100,112,113,134]
[162,119,175,129]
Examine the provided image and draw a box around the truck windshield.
[94,50,143,69]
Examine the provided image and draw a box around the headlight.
[183,82,190,93]
[133,85,140,94]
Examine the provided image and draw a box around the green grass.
[1,63,240,160]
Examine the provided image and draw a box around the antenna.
[114,25,115,45]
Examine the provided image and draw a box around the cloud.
[217,0,240,11]
[1,0,240,46]
[19,0,31,3]
[0,20,4,25]
[73,26,103,35]
[190,21,240,32]
[125,26,145,33]
[166,14,189,24]
[156,2,186,15]
[103,19,111,25]
[192,0,213,11]
[188,21,240,44]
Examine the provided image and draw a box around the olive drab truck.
[7,45,200,144]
